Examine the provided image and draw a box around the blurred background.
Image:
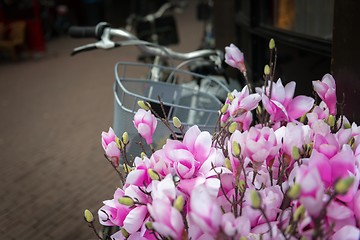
[0,0,359,239]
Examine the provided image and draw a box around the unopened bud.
[137,100,150,110]
[228,122,238,133]
[141,152,147,160]
[256,105,262,115]
[328,115,335,127]
[335,177,354,195]
[148,169,160,180]
[240,237,247,240]
[250,190,261,209]
[116,137,123,149]
[121,228,129,237]
[221,104,229,114]
[224,157,232,171]
[173,117,182,128]
[118,196,134,206]
[299,113,307,123]
[84,209,94,223]
[344,123,351,129]
[292,146,300,160]
[287,183,301,199]
[227,93,234,102]
[123,164,132,173]
[232,141,241,157]
[264,65,270,75]
[269,38,275,50]
[237,179,246,193]
[293,205,305,222]
[145,222,153,230]
[122,132,129,145]
[174,195,185,211]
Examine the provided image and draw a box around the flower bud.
[232,141,241,157]
[292,146,300,160]
[123,164,132,173]
[269,38,275,50]
[221,104,229,114]
[84,209,94,223]
[335,177,354,195]
[121,228,129,237]
[264,65,270,75]
[148,169,160,180]
[145,221,153,230]
[237,179,246,193]
[293,205,305,222]
[224,157,232,171]
[118,196,134,206]
[287,183,301,199]
[115,136,123,150]
[174,195,185,211]
[344,123,351,129]
[228,122,238,133]
[327,115,335,127]
[227,93,234,102]
[137,100,150,110]
[173,117,182,128]
[122,132,129,145]
[250,190,261,209]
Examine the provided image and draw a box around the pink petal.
[284,81,296,103]
[287,95,314,120]
[138,123,152,144]
[193,132,212,163]
[332,225,360,240]
[183,125,201,153]
[239,93,261,111]
[123,206,148,234]
[309,149,332,187]
[329,144,355,182]
[322,73,336,88]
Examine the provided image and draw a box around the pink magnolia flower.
[163,126,213,179]
[306,101,330,126]
[101,127,121,167]
[189,181,222,235]
[225,43,246,72]
[236,127,280,169]
[98,188,131,226]
[222,86,261,130]
[309,142,356,189]
[221,213,250,237]
[275,123,312,165]
[147,198,184,239]
[125,157,151,187]
[295,165,324,217]
[258,79,315,122]
[133,109,157,144]
[312,73,337,115]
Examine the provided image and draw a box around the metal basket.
[113,61,230,157]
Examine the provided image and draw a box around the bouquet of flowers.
[84,40,360,240]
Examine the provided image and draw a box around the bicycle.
[69,22,230,161]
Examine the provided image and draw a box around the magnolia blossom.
[101,127,120,167]
[258,79,314,122]
[133,109,157,144]
[189,182,222,235]
[222,86,262,130]
[313,73,337,115]
[163,126,213,179]
[225,43,246,72]
[296,165,324,216]
[221,213,250,237]
[236,127,280,169]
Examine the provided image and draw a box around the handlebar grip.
[68,22,110,39]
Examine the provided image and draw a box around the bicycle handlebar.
[69,22,223,65]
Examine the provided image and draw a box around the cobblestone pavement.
[0,3,202,239]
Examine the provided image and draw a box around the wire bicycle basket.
[113,61,230,158]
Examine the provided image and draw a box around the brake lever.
[71,43,98,56]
